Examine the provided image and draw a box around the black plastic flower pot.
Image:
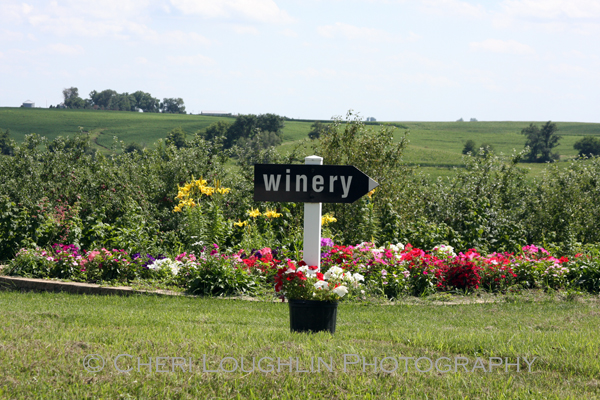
[288,299,338,334]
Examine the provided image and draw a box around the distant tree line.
[56,87,186,114]
[156,113,285,151]
[461,120,600,162]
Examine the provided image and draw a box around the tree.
[202,121,231,142]
[257,113,284,134]
[462,140,477,155]
[479,143,494,157]
[89,89,118,109]
[160,98,186,114]
[124,142,144,154]
[574,136,600,157]
[224,114,258,148]
[112,93,134,111]
[131,91,160,113]
[308,121,327,140]
[0,129,15,156]
[521,121,561,163]
[63,87,85,109]
[166,127,187,149]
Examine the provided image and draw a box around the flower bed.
[4,241,600,298]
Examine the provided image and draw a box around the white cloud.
[233,25,260,35]
[495,0,600,33]
[0,29,24,41]
[317,22,400,42]
[167,54,215,66]
[501,0,600,19]
[419,0,486,18]
[52,0,153,20]
[22,2,34,14]
[170,0,293,24]
[293,68,339,79]
[470,39,535,55]
[281,28,298,38]
[0,0,212,45]
[0,3,26,23]
[410,72,459,87]
[161,30,212,45]
[549,63,591,77]
[45,43,84,55]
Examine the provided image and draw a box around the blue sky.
[1,0,599,121]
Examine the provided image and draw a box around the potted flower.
[275,260,364,334]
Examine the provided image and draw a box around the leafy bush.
[5,247,54,278]
[185,250,256,296]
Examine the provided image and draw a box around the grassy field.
[3,107,600,179]
[1,290,600,399]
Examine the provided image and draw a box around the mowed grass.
[3,107,600,179]
[0,108,230,151]
[1,290,600,399]
[399,121,597,168]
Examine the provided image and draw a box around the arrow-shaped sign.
[254,164,379,203]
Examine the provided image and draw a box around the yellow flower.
[234,220,248,227]
[264,209,282,219]
[201,186,215,196]
[321,213,337,226]
[247,208,261,218]
[194,178,208,187]
[367,188,376,198]
[173,205,182,213]
[217,187,230,195]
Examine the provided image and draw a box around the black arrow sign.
[253,164,379,203]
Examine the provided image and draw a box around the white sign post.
[303,155,323,268]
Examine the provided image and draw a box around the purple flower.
[321,238,334,247]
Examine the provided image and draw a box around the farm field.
[3,107,600,179]
[1,290,599,399]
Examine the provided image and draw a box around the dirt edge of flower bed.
[0,275,270,302]
[2,267,590,306]
[0,274,184,297]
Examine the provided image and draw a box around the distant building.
[22,100,35,108]
[201,111,235,117]
[366,117,376,122]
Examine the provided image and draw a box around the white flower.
[147,258,182,275]
[332,285,348,297]
[306,268,320,278]
[297,265,308,274]
[284,267,296,274]
[324,266,344,280]
[389,243,404,252]
[170,262,182,276]
[353,273,364,282]
[314,280,329,290]
[433,244,456,257]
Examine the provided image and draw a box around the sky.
[1,0,599,122]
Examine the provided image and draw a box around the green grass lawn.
[3,107,600,179]
[0,108,229,151]
[1,290,600,399]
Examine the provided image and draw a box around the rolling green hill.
[3,107,600,178]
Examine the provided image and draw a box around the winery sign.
[253,156,379,267]
[254,163,378,203]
